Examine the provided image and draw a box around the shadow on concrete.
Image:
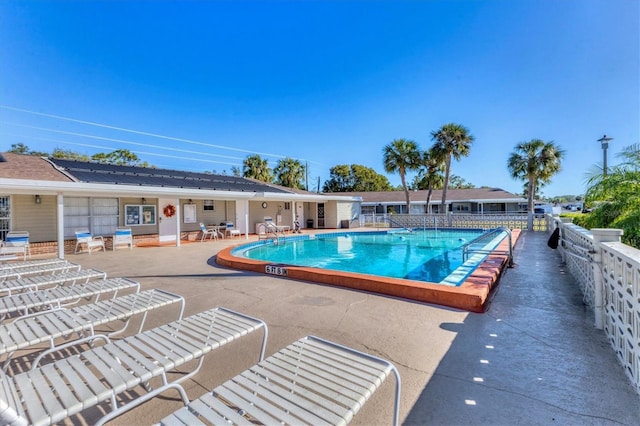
[404,231,640,425]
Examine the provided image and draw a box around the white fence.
[549,216,640,394]
[361,213,549,231]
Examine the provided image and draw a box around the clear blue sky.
[1,0,638,197]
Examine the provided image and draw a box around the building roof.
[330,188,525,204]
[48,158,291,193]
[0,154,361,202]
[0,153,74,182]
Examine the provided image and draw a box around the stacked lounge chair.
[0,260,401,425]
[0,307,268,426]
[0,288,186,372]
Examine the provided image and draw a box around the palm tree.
[507,139,564,214]
[243,154,273,183]
[416,148,445,213]
[430,123,474,211]
[382,138,421,212]
[274,157,306,189]
[578,144,640,248]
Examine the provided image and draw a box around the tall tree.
[8,143,49,156]
[323,164,392,192]
[413,148,445,212]
[51,148,90,161]
[382,138,421,211]
[507,139,564,213]
[91,149,141,166]
[243,154,273,183]
[430,123,474,211]
[448,174,475,189]
[8,143,29,154]
[274,157,306,189]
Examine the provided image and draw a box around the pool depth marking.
[216,229,521,312]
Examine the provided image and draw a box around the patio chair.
[0,288,185,372]
[224,221,241,238]
[0,232,30,260]
[0,261,82,285]
[112,227,133,250]
[199,222,217,241]
[0,307,268,426]
[0,267,106,298]
[0,277,140,321]
[158,335,401,426]
[74,229,106,254]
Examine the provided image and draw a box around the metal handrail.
[462,227,514,267]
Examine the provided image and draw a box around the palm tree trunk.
[527,176,537,231]
[528,176,536,212]
[441,156,452,211]
[426,184,433,214]
[400,172,410,213]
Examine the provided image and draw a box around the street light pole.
[597,134,613,176]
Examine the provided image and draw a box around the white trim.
[57,193,64,259]
[0,178,256,199]
[0,178,362,203]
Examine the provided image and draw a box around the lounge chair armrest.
[31,334,110,370]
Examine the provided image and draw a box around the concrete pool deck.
[43,230,639,425]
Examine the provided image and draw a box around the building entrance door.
[317,203,325,228]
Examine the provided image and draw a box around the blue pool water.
[236,229,506,286]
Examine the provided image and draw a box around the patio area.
[50,230,640,425]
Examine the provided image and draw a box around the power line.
[0,105,285,158]
[1,133,240,167]
[2,122,246,161]
[0,105,330,180]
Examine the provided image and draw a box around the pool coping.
[216,229,521,313]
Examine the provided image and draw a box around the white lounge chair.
[0,261,81,285]
[199,222,217,241]
[0,307,268,426]
[0,268,106,298]
[0,277,140,321]
[0,258,69,272]
[74,229,106,254]
[0,288,185,372]
[112,227,133,250]
[158,335,401,426]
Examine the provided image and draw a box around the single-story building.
[333,188,527,215]
[0,153,361,257]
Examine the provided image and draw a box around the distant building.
[331,188,526,215]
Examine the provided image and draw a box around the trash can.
[306,219,314,228]
[340,219,350,229]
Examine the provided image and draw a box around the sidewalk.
[62,231,639,425]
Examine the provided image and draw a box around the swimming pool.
[216,228,518,312]
[239,229,498,286]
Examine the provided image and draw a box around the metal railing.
[462,227,514,267]
[258,223,286,245]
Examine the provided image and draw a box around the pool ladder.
[462,227,514,268]
[259,223,287,245]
